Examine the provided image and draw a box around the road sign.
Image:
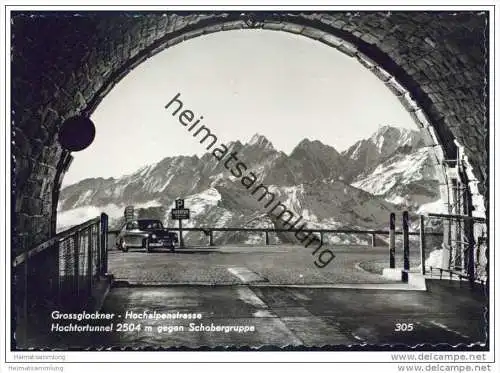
[175,199,184,209]
[172,199,188,249]
[124,205,135,221]
[171,208,190,220]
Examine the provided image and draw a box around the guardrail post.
[402,211,410,282]
[420,215,426,275]
[87,228,93,298]
[265,231,269,245]
[371,233,376,247]
[209,230,214,246]
[100,213,108,275]
[320,232,323,246]
[179,219,184,248]
[443,215,452,269]
[22,253,29,344]
[466,218,475,288]
[389,213,395,268]
[74,232,80,302]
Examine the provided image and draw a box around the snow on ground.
[471,194,486,218]
[385,196,406,205]
[417,199,447,215]
[136,200,162,209]
[425,248,446,269]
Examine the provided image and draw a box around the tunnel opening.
[10,10,489,351]
[48,26,485,284]
[55,30,444,235]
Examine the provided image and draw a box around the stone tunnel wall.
[11,11,488,253]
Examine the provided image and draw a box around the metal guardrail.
[13,213,109,342]
[424,212,488,288]
[107,225,442,248]
[13,217,101,267]
[106,211,486,289]
[428,266,488,287]
[427,213,487,223]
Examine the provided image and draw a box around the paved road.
[25,245,486,350]
[20,245,488,351]
[40,280,486,349]
[28,246,487,350]
[108,244,420,285]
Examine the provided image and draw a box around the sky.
[62,29,417,186]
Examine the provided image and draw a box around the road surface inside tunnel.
[22,245,487,350]
[95,281,486,349]
[35,280,486,350]
[95,245,485,349]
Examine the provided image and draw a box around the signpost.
[171,199,189,248]
[389,213,396,268]
[124,205,135,222]
[402,211,410,283]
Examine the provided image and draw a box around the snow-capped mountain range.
[57,125,446,245]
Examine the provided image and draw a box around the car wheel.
[120,239,128,252]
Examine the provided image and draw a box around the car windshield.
[137,220,164,230]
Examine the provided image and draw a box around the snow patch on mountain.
[74,190,94,206]
[351,147,444,211]
[302,209,319,223]
[56,126,450,246]
[167,187,221,224]
[268,184,305,215]
[352,148,433,195]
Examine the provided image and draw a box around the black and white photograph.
[1,1,497,372]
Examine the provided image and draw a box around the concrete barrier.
[382,268,427,290]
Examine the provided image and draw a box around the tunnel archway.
[11,11,488,253]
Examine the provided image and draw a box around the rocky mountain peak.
[369,125,421,152]
[247,133,274,150]
[58,124,441,235]
[292,138,340,157]
[340,125,424,183]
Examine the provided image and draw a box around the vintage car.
[116,219,178,252]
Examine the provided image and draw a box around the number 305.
[395,323,414,331]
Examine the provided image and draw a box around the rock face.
[341,125,424,183]
[352,148,441,209]
[57,126,445,244]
